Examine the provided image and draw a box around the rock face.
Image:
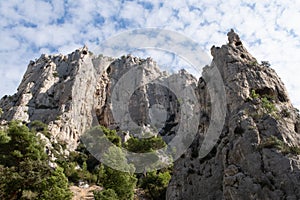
[167,29,300,199]
[1,29,300,199]
[0,47,192,149]
[0,46,103,149]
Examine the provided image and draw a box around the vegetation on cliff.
[0,121,171,200]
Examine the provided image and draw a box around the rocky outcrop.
[167,29,300,199]
[0,47,193,150]
[0,46,102,149]
[1,29,300,199]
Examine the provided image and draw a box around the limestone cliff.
[1,47,102,149]
[1,29,300,200]
[0,47,189,150]
[167,30,300,199]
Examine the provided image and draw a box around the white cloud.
[0,33,20,51]
[15,0,53,24]
[0,0,299,108]
[50,0,65,18]
[119,1,146,24]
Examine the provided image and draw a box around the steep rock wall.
[167,30,300,200]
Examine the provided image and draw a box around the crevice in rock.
[235,41,242,46]
[295,123,299,133]
[199,146,217,164]
[275,86,288,102]
[234,126,245,135]
[106,66,111,74]
[255,87,275,98]
[258,149,266,173]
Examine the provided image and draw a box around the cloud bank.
[0,0,299,108]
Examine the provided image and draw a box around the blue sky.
[0,0,300,108]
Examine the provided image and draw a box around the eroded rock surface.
[167,29,300,200]
[0,48,194,150]
[1,29,300,200]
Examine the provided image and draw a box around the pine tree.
[100,147,137,200]
[0,121,72,199]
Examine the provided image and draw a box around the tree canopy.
[0,121,72,200]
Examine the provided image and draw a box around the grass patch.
[259,136,300,155]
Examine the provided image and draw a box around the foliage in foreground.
[82,126,171,200]
[0,121,172,200]
[139,170,172,200]
[99,164,137,200]
[98,127,137,200]
[0,121,72,200]
[94,188,118,200]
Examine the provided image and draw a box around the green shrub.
[0,121,72,199]
[249,60,258,66]
[101,126,122,147]
[55,145,98,185]
[140,171,171,200]
[261,97,277,114]
[94,189,118,200]
[124,136,166,153]
[249,89,278,117]
[289,145,300,155]
[99,164,137,200]
[259,136,285,149]
[29,120,50,138]
[259,136,300,155]
[250,89,259,99]
[80,126,172,200]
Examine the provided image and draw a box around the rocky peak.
[0,45,100,149]
[167,30,300,200]
[0,47,195,150]
[210,29,290,113]
[227,28,242,45]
